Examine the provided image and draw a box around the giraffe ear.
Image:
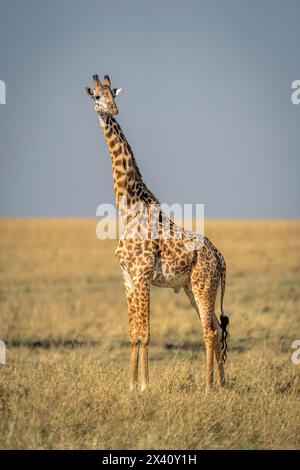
[85,87,94,98]
[113,88,122,97]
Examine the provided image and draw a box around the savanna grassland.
[0,219,299,450]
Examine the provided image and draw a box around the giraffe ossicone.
[85,74,230,392]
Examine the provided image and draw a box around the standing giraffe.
[85,74,229,392]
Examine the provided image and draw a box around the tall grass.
[0,220,299,449]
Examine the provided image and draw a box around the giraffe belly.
[151,256,190,288]
[151,274,189,288]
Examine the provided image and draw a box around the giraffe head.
[85,74,122,116]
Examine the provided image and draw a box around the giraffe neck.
[99,114,158,209]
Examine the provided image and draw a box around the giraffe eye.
[95,95,100,100]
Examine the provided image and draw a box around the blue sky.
[0,0,299,217]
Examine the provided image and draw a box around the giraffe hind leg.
[184,282,215,388]
[185,281,226,388]
[213,313,226,386]
[189,255,223,390]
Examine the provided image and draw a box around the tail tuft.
[218,255,229,364]
[220,314,229,363]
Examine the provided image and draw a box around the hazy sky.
[0,0,299,218]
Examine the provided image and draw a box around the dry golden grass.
[0,219,299,449]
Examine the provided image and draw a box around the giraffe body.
[86,75,229,392]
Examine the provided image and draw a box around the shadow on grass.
[163,340,251,353]
[8,337,252,353]
[164,342,205,352]
[8,339,101,349]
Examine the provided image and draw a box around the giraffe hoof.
[129,383,137,393]
[205,384,213,395]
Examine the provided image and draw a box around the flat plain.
[0,219,299,449]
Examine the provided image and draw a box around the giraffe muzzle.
[110,106,119,116]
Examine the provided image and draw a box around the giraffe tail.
[219,264,229,363]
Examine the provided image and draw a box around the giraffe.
[85,74,229,392]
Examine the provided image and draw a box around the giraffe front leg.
[140,340,149,392]
[126,291,140,393]
[129,341,139,392]
[136,279,150,393]
[128,316,150,393]
[123,268,151,393]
